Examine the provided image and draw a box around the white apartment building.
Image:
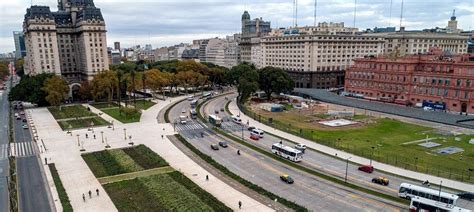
[23,0,109,83]
[199,36,240,68]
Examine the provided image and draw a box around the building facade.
[345,48,474,113]
[114,41,120,50]
[23,0,109,83]
[240,11,271,64]
[13,31,27,58]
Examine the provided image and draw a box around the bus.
[208,114,222,127]
[271,143,303,162]
[190,100,198,108]
[409,196,470,212]
[202,92,212,99]
[399,183,459,208]
[189,109,197,119]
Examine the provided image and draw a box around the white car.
[423,106,434,111]
[179,115,187,124]
[187,95,194,101]
[295,144,307,153]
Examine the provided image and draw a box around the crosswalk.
[175,120,205,132]
[0,142,38,159]
[221,122,245,132]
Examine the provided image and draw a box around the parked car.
[250,133,260,140]
[220,108,224,112]
[16,115,21,120]
[22,124,28,129]
[214,110,219,114]
[210,144,219,150]
[458,192,474,201]
[218,141,228,148]
[371,177,389,186]
[20,111,25,115]
[358,165,374,173]
[280,174,294,184]
[295,143,307,153]
[22,118,27,123]
[248,126,256,131]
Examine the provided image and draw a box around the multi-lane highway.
[169,94,405,211]
[203,93,474,210]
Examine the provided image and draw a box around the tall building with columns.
[23,0,108,84]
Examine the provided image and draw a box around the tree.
[77,81,93,101]
[0,62,9,80]
[229,63,259,102]
[9,73,54,106]
[258,66,294,100]
[90,70,118,105]
[15,59,24,77]
[42,75,69,107]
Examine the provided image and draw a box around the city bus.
[399,183,459,208]
[190,99,198,108]
[271,143,303,162]
[409,196,470,212]
[189,109,197,119]
[208,114,222,127]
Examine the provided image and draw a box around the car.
[371,177,389,186]
[458,192,474,201]
[250,133,259,140]
[210,144,219,150]
[181,109,186,113]
[423,106,434,111]
[218,141,228,148]
[16,115,21,120]
[187,95,194,101]
[280,174,294,184]
[248,126,256,131]
[220,108,224,112]
[214,110,219,114]
[22,118,27,123]
[358,165,374,173]
[295,144,307,153]
[22,124,28,129]
[20,111,25,115]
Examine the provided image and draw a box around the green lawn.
[48,105,96,119]
[248,108,474,183]
[104,172,231,211]
[122,145,168,169]
[48,164,72,212]
[57,117,109,130]
[101,107,141,123]
[125,99,156,110]
[90,102,119,109]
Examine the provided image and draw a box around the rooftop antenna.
[353,0,357,28]
[399,0,404,30]
[313,0,317,26]
[294,0,298,27]
[389,0,393,26]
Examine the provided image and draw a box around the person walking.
[161,135,164,139]
[96,188,99,196]
[238,200,242,209]
[206,175,209,181]
[88,190,92,198]
[93,134,96,139]
[86,133,88,139]
[82,194,85,202]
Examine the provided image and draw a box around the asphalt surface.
[294,88,474,129]
[0,79,11,212]
[11,87,53,211]
[169,97,405,211]
[205,93,474,210]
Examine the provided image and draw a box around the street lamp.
[370,146,375,166]
[76,134,80,146]
[345,157,352,183]
[112,120,115,130]
[414,157,419,171]
[80,139,86,152]
[128,135,133,145]
[101,131,104,143]
[105,137,110,149]
[124,128,127,140]
[90,121,95,133]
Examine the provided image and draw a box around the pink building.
[345,48,474,113]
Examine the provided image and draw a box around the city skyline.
[1,0,473,52]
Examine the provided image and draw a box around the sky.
[0,0,473,53]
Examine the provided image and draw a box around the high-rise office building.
[13,31,27,59]
[23,0,109,83]
[114,42,120,50]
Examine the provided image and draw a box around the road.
[169,96,405,211]
[204,93,474,210]
[10,86,53,211]
[0,79,11,212]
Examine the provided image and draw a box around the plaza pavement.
[30,97,272,212]
[227,99,474,192]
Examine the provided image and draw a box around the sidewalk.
[31,96,271,211]
[228,99,474,192]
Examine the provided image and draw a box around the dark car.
[280,175,294,184]
[458,192,474,201]
[358,165,374,173]
[371,177,389,186]
[248,126,256,131]
[210,144,219,150]
[22,118,27,123]
[218,141,228,148]
[220,108,224,112]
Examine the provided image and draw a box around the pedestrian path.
[227,98,474,192]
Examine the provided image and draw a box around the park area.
[48,105,109,130]
[91,100,155,123]
[244,101,474,183]
[82,145,230,211]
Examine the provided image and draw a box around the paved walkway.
[228,98,474,192]
[31,96,271,211]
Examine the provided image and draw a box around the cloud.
[0,0,473,52]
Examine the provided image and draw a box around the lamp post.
[241,124,244,141]
[101,131,104,143]
[438,180,442,203]
[124,128,127,140]
[105,137,110,148]
[112,120,114,130]
[80,139,85,152]
[76,134,80,146]
[370,146,375,166]
[90,121,95,133]
[345,157,352,183]
[414,157,419,171]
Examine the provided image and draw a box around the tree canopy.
[258,66,294,100]
[42,75,69,106]
[9,73,54,106]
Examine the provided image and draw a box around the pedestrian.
[161,135,164,139]
[129,135,132,140]
[88,190,92,198]
[44,158,48,165]
[93,134,96,139]
[206,175,209,181]
[96,188,99,196]
[163,128,165,131]
[238,200,242,209]
[86,133,88,139]
[82,194,85,202]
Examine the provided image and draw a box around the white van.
[231,115,242,124]
[251,128,264,138]
[187,95,194,101]
[179,115,187,124]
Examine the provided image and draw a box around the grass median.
[48,164,73,212]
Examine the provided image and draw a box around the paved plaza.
[29,97,271,211]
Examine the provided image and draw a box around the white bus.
[271,143,303,162]
[190,100,198,108]
[189,109,197,119]
[209,114,222,127]
[399,183,459,208]
[231,115,242,124]
[410,196,470,212]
